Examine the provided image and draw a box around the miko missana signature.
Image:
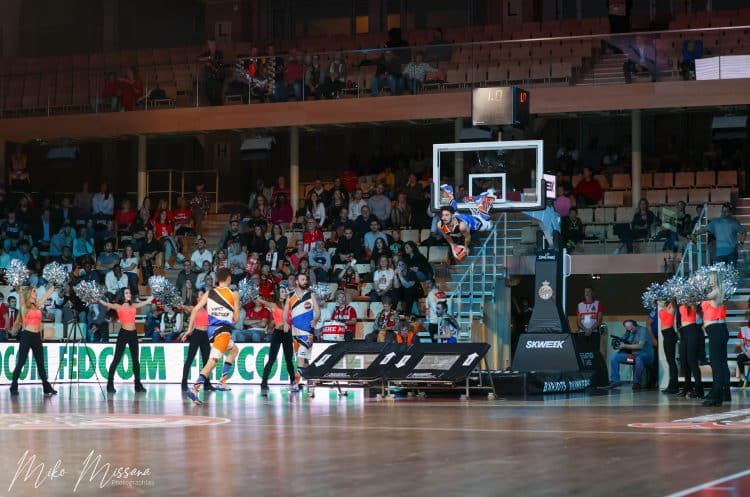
[8,450,153,492]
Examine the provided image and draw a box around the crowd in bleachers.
[0,154,466,344]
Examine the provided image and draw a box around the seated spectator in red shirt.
[259,265,279,300]
[271,193,293,224]
[118,66,144,112]
[244,251,261,276]
[100,72,122,111]
[154,209,179,269]
[115,199,136,234]
[331,290,358,341]
[172,197,195,236]
[235,298,271,343]
[302,219,324,253]
[573,167,603,206]
[287,240,307,272]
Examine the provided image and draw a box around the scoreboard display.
[471,86,530,128]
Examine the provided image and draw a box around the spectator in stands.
[131,208,154,253]
[214,248,228,271]
[32,208,55,252]
[190,183,211,236]
[285,49,306,101]
[72,226,95,262]
[610,319,654,390]
[120,244,139,297]
[561,207,585,253]
[679,40,703,81]
[323,53,347,99]
[52,195,74,229]
[254,195,272,224]
[426,27,452,62]
[91,182,115,222]
[269,223,288,255]
[393,259,420,315]
[695,203,746,265]
[176,259,197,293]
[309,240,331,283]
[10,239,32,266]
[364,220,388,257]
[220,220,248,251]
[138,196,153,220]
[235,299,270,343]
[370,237,392,270]
[265,44,287,102]
[334,226,364,266]
[225,241,245,284]
[199,39,225,106]
[105,265,128,300]
[366,295,398,342]
[115,199,136,237]
[403,241,433,281]
[49,223,74,260]
[155,305,183,342]
[372,255,395,301]
[73,181,92,220]
[302,219,324,254]
[196,260,214,291]
[264,239,283,276]
[1,211,22,252]
[303,54,326,99]
[553,184,574,218]
[436,301,459,343]
[403,51,437,95]
[271,194,293,225]
[100,72,121,111]
[288,240,307,273]
[368,184,392,227]
[348,189,367,222]
[140,229,161,280]
[118,67,144,111]
[615,198,656,254]
[173,197,195,236]
[154,209,179,269]
[396,316,421,345]
[425,279,444,342]
[297,258,316,285]
[572,167,602,207]
[329,190,349,223]
[660,200,691,253]
[305,192,326,228]
[371,51,404,97]
[249,179,272,211]
[336,263,360,302]
[354,206,378,238]
[96,239,119,274]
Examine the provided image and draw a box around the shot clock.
[472,86,530,128]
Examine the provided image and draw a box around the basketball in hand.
[452,245,468,261]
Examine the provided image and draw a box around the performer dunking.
[179,291,214,392]
[99,288,150,394]
[701,272,729,407]
[10,284,58,396]
[283,272,320,395]
[186,268,240,405]
[677,303,703,398]
[437,185,494,260]
[258,285,296,395]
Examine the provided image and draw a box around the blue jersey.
[288,290,315,333]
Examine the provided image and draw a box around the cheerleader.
[179,292,215,392]
[99,288,150,393]
[258,285,296,395]
[10,284,58,396]
[677,303,703,398]
[658,300,679,394]
[701,272,729,407]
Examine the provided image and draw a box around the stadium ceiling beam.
[0,79,749,142]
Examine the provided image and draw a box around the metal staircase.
[444,213,530,340]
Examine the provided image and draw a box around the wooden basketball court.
[0,385,748,497]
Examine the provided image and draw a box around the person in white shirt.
[36,283,63,324]
[190,238,214,272]
[119,244,140,297]
[92,182,115,218]
[403,51,437,94]
[105,266,129,298]
[305,191,326,227]
[425,279,444,343]
[372,255,395,301]
[348,189,367,222]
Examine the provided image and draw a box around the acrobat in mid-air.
[437,184,495,261]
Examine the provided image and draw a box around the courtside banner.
[0,343,333,385]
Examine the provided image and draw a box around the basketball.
[453,245,468,261]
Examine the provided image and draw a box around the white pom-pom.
[238,278,259,304]
[312,283,332,302]
[73,281,103,304]
[6,260,30,287]
[42,262,69,288]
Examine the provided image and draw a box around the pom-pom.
[147,276,181,308]
[641,282,665,310]
[689,262,740,301]
[42,262,69,288]
[6,259,30,287]
[312,283,332,302]
[238,278,259,304]
[73,280,103,304]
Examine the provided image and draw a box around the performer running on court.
[185,268,240,405]
[99,287,150,394]
[179,290,215,393]
[258,285,296,395]
[283,272,320,395]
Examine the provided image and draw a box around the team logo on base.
[538,281,554,301]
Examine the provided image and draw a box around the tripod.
[52,315,107,400]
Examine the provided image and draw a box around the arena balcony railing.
[2,24,750,118]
